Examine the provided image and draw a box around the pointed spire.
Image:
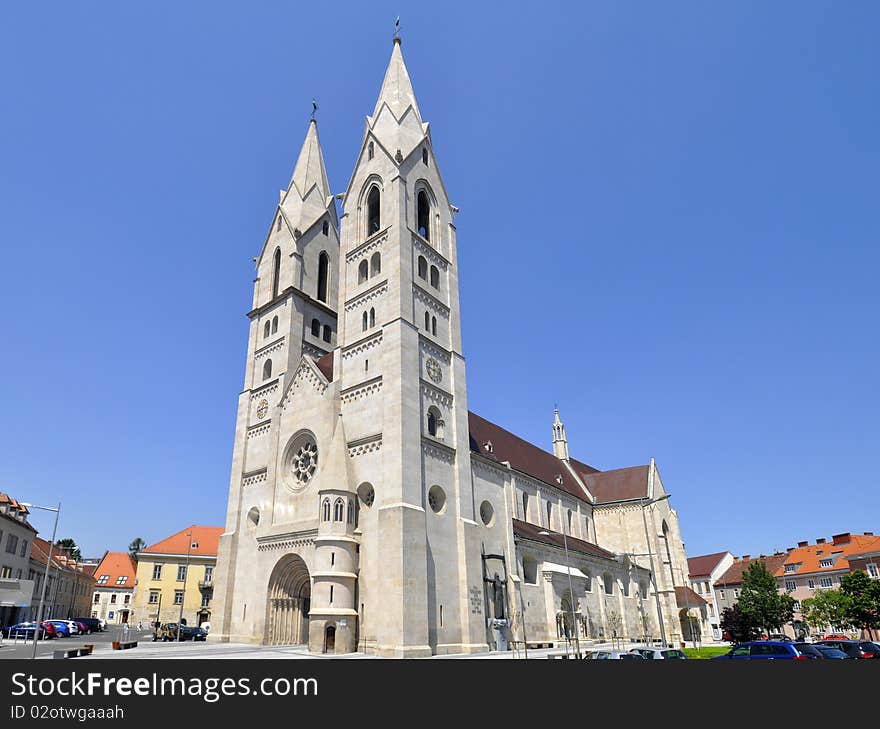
[289,118,331,200]
[372,37,422,122]
[552,408,570,461]
[318,413,354,492]
[279,118,335,235]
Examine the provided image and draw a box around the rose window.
[292,442,318,485]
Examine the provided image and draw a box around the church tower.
[211,119,339,644]
[552,408,570,461]
[335,37,486,656]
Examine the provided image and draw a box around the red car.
[820,633,851,641]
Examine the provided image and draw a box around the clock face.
[426,357,442,383]
[256,399,269,420]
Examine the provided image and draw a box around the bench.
[53,648,83,659]
[112,640,138,650]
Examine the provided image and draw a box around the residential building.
[775,532,878,638]
[212,35,694,655]
[132,526,222,628]
[713,552,790,622]
[687,551,734,641]
[27,537,95,621]
[845,536,880,581]
[0,493,37,626]
[91,552,137,625]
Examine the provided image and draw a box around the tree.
[801,589,851,634]
[55,538,81,562]
[738,561,795,635]
[841,570,880,640]
[128,538,146,559]
[719,603,760,643]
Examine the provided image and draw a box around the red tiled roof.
[0,492,37,533]
[688,552,730,579]
[580,465,650,504]
[676,585,707,607]
[467,412,593,503]
[714,554,789,587]
[93,551,137,589]
[29,538,96,581]
[315,352,334,382]
[775,534,880,578]
[512,518,616,560]
[141,526,223,557]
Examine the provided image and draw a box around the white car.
[60,620,81,635]
[628,646,688,660]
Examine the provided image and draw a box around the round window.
[282,432,319,492]
[357,483,375,508]
[428,485,446,514]
[479,500,494,526]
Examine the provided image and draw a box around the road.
[0,626,154,660]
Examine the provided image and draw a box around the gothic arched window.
[311,318,321,337]
[567,509,573,535]
[333,498,345,522]
[370,252,381,277]
[322,498,331,522]
[368,141,374,160]
[522,492,529,521]
[367,186,381,235]
[264,321,271,338]
[417,190,430,240]
[272,316,278,334]
[369,307,375,328]
[358,260,368,284]
[362,311,368,332]
[347,500,355,524]
[431,316,437,336]
[322,325,331,343]
[272,248,281,299]
[276,215,282,232]
[417,256,428,280]
[430,266,439,288]
[546,501,553,530]
[424,311,430,331]
[422,147,428,166]
[322,220,329,236]
[317,251,329,303]
[427,406,444,439]
[263,359,272,380]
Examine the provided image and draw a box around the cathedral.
[212,36,693,656]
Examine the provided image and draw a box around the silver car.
[628,646,687,660]
[584,650,646,660]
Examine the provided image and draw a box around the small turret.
[552,408,569,461]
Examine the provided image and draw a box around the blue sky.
[2,2,877,561]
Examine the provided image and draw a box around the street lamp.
[176,532,193,642]
[539,528,580,659]
[637,493,670,646]
[20,502,61,660]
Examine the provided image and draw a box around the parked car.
[817,639,879,659]
[180,626,208,641]
[3,622,54,640]
[791,643,828,659]
[45,620,71,637]
[52,619,82,636]
[767,634,793,642]
[71,617,102,633]
[821,633,852,641]
[711,641,816,660]
[811,645,851,660]
[628,646,687,660]
[584,650,646,660]
[154,623,195,641]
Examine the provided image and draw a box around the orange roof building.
[132,525,223,629]
[92,551,138,626]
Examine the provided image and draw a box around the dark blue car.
[3,622,53,640]
[712,641,816,660]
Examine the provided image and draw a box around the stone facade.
[212,38,693,655]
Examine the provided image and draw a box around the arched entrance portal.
[266,554,311,646]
